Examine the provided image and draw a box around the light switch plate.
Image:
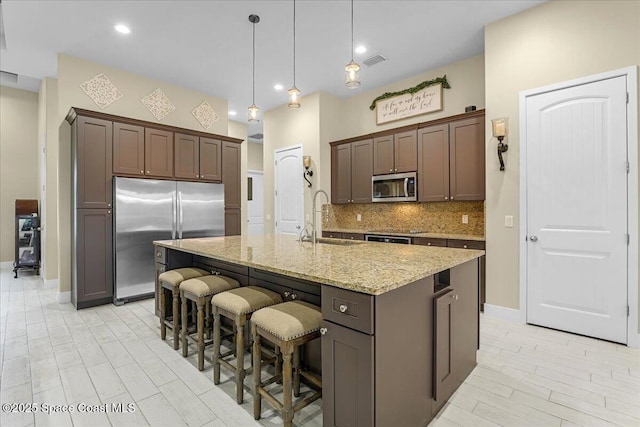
[462,215,468,224]
[505,215,514,228]
[357,214,362,222]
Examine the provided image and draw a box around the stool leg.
[275,345,282,384]
[235,316,246,404]
[197,300,205,371]
[205,302,212,340]
[213,307,221,384]
[181,293,188,357]
[252,324,262,420]
[282,350,294,427]
[191,300,197,325]
[172,287,180,350]
[293,346,301,398]
[160,287,166,340]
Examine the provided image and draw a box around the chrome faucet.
[311,189,329,244]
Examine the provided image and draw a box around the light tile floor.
[1,268,639,427]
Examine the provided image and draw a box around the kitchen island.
[154,234,484,427]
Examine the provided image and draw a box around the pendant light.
[248,14,260,121]
[288,0,301,108]
[345,0,360,88]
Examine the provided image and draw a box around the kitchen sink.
[315,238,365,246]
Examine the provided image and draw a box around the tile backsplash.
[325,201,485,236]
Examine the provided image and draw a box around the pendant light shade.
[248,14,260,122]
[288,0,301,108]
[344,0,361,89]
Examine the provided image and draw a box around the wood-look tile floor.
[1,268,638,427]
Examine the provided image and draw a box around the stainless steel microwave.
[372,172,417,202]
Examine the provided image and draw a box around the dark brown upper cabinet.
[113,122,144,176]
[175,134,222,182]
[75,116,113,209]
[418,116,485,202]
[222,141,241,209]
[373,130,417,175]
[331,139,373,204]
[145,128,174,178]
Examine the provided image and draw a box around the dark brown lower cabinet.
[433,290,456,406]
[225,208,241,236]
[74,209,113,308]
[321,319,374,427]
[154,261,166,316]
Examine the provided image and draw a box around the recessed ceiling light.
[228,110,237,116]
[355,45,367,54]
[274,84,284,91]
[114,24,131,34]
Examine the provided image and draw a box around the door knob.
[320,327,327,335]
[530,235,538,242]
[339,304,348,313]
[296,225,301,229]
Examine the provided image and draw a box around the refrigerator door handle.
[178,190,184,239]
[172,193,177,239]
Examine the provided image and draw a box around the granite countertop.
[155,234,484,296]
[324,228,485,241]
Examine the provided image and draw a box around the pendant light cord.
[351,0,354,62]
[293,0,296,87]
[252,20,256,104]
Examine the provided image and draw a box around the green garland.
[369,75,451,110]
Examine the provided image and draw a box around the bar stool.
[159,267,209,349]
[251,300,322,427]
[180,275,240,370]
[211,286,283,403]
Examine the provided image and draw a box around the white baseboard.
[44,279,58,290]
[0,261,13,269]
[57,291,71,304]
[483,304,523,323]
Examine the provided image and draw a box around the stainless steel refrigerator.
[114,177,224,304]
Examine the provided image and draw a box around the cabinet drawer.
[154,246,166,264]
[322,231,342,239]
[322,286,374,335]
[341,232,365,241]
[447,239,485,250]
[413,237,448,247]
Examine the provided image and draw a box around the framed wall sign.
[375,82,443,125]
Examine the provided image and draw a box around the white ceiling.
[1,0,544,136]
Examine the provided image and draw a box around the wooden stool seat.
[211,286,283,404]
[180,275,240,370]
[159,267,209,349]
[252,301,322,427]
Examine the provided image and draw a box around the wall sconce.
[303,155,313,187]
[492,117,509,171]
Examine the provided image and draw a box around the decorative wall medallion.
[141,88,175,121]
[192,101,220,130]
[79,73,123,109]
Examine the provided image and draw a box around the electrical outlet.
[505,215,514,228]
[306,214,310,221]
[357,214,362,222]
[462,215,468,224]
[266,214,271,221]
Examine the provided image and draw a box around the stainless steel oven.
[372,172,417,203]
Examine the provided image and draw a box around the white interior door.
[275,146,303,235]
[247,171,264,235]
[525,76,628,343]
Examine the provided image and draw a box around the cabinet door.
[450,117,485,201]
[76,116,113,209]
[155,262,166,316]
[351,139,373,203]
[331,144,352,204]
[418,124,450,202]
[222,141,241,209]
[174,133,200,180]
[76,209,113,305]
[373,134,394,175]
[413,237,448,247]
[394,130,418,173]
[113,122,144,176]
[321,320,374,427]
[451,259,479,380]
[145,128,174,177]
[200,137,222,182]
[433,290,456,411]
[224,208,241,236]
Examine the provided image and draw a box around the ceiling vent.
[248,133,263,140]
[362,54,387,67]
[0,70,18,84]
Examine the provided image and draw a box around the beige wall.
[228,120,248,236]
[0,86,39,262]
[247,142,263,172]
[55,54,229,293]
[484,0,640,329]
